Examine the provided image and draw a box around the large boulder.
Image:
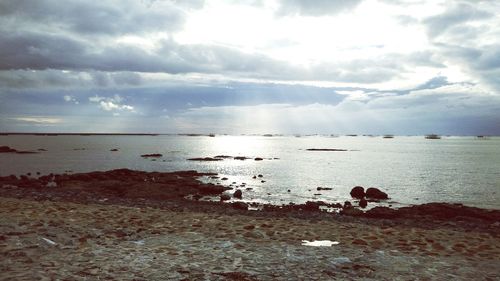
[365,187,388,200]
[350,186,365,199]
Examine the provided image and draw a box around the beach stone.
[254,157,263,161]
[220,194,231,201]
[350,186,365,199]
[359,198,368,208]
[233,189,242,199]
[365,187,388,200]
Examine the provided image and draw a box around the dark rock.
[252,176,257,179]
[343,201,352,208]
[110,148,119,151]
[187,157,222,161]
[221,177,228,181]
[197,184,227,195]
[350,186,365,199]
[214,155,232,159]
[261,180,266,183]
[234,156,250,160]
[364,206,398,218]
[232,202,248,210]
[220,194,231,201]
[365,187,388,200]
[317,187,332,191]
[303,201,321,211]
[234,189,243,199]
[359,198,368,208]
[141,153,162,158]
[332,203,343,208]
[0,146,17,153]
[397,203,500,221]
[341,207,364,216]
[306,148,348,151]
[254,157,263,161]
[257,174,263,178]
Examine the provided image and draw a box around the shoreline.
[1,169,500,279]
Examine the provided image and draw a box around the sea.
[1,135,499,209]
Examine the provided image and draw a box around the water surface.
[1,135,499,209]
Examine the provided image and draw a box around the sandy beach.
[1,169,500,280]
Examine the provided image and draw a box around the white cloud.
[11,117,63,124]
[89,94,135,113]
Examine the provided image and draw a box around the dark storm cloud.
[0,0,187,36]
[277,0,363,16]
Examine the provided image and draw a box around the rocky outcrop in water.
[366,187,388,200]
[141,153,162,158]
[350,186,365,199]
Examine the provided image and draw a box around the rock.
[234,156,250,160]
[364,206,398,219]
[341,207,364,216]
[110,148,119,151]
[257,174,263,178]
[350,186,365,199]
[359,198,368,208]
[220,194,231,201]
[365,187,388,200]
[306,148,348,151]
[261,180,266,183]
[141,153,162,158]
[254,157,263,161]
[317,187,332,191]
[187,157,222,161]
[0,146,17,153]
[214,155,232,159]
[221,177,228,181]
[233,189,243,199]
[303,201,321,211]
[332,203,343,208]
[343,201,352,208]
[232,202,248,210]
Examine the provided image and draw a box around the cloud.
[423,2,493,38]
[277,0,363,16]
[0,0,187,36]
[11,117,63,124]
[89,94,135,113]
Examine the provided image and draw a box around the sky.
[0,0,499,135]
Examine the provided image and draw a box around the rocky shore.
[1,169,500,280]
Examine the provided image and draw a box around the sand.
[1,196,500,280]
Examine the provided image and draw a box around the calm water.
[1,135,499,209]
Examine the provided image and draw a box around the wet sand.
[1,170,500,280]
